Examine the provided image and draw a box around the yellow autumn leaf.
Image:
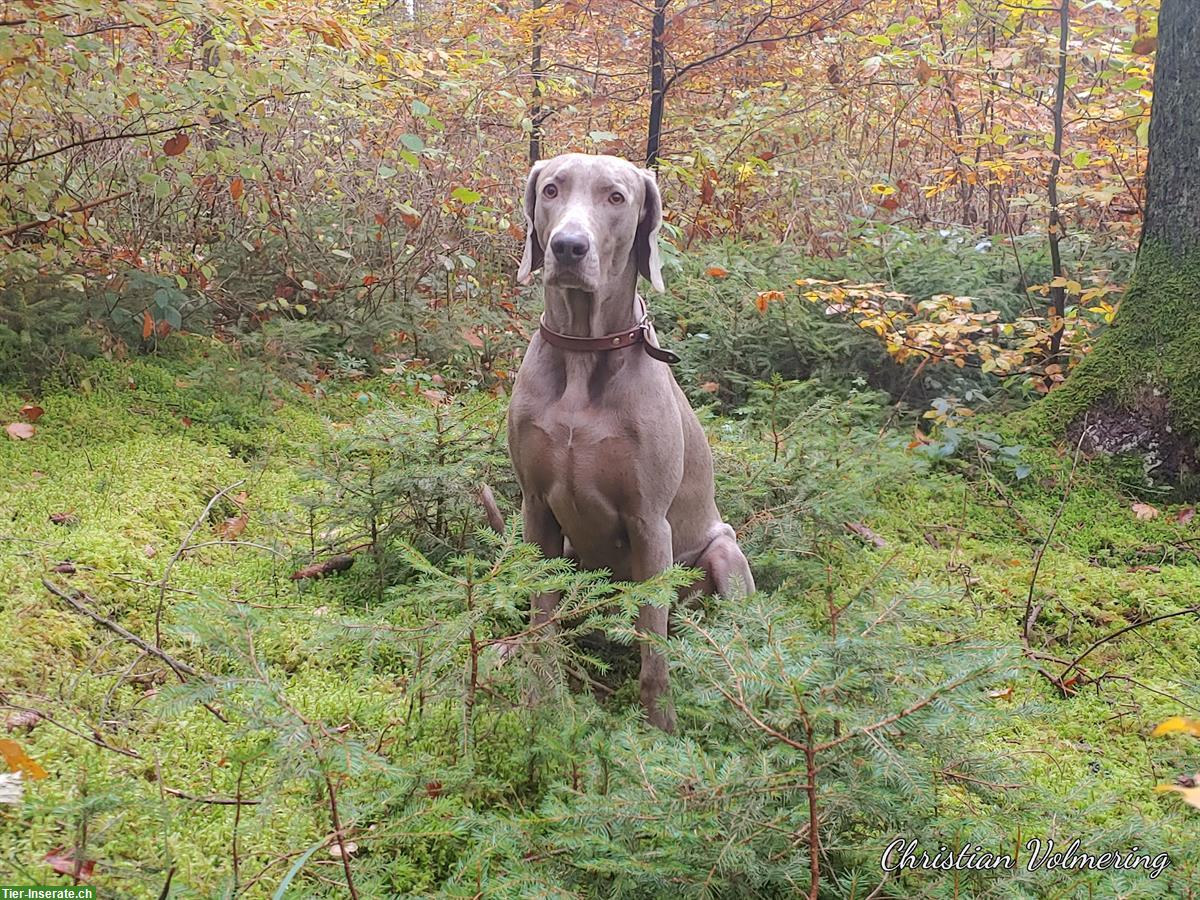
[1152,717,1200,738]
[0,739,48,780]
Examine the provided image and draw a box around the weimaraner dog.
[508,153,755,731]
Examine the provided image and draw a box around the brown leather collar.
[538,311,680,365]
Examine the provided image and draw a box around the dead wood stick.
[43,578,198,679]
[156,479,245,646]
[162,786,262,806]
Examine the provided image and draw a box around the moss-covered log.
[1040,0,1199,481]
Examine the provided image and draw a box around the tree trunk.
[645,0,667,169]
[529,0,544,165]
[1042,0,1200,483]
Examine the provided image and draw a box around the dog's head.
[517,153,664,293]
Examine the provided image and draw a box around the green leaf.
[1071,150,1091,168]
[411,99,430,116]
[452,187,482,204]
[377,164,397,179]
[400,133,424,152]
[164,306,182,330]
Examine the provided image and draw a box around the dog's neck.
[541,262,641,338]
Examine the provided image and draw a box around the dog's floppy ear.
[517,160,547,285]
[636,169,665,292]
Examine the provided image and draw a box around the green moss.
[4,352,1200,896]
[1037,242,1200,438]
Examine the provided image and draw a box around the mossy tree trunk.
[1043,0,1200,480]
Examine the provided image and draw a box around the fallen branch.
[1023,425,1089,692]
[1059,606,1200,684]
[44,578,198,679]
[162,786,262,806]
[0,702,140,759]
[291,555,354,581]
[157,479,245,646]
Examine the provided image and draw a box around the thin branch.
[157,480,245,646]
[1,191,131,241]
[5,124,189,170]
[44,578,199,680]
[1059,607,1200,683]
[162,786,262,806]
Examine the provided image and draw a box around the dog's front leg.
[522,498,563,627]
[630,516,677,733]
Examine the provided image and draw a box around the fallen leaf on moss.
[0,739,48,780]
[44,847,95,879]
[217,514,247,540]
[20,404,44,422]
[1156,775,1200,809]
[1153,717,1200,738]
[1132,502,1159,521]
[5,710,41,732]
[5,422,34,440]
[1177,507,1195,526]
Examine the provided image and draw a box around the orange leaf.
[699,381,719,393]
[462,329,484,349]
[1177,507,1195,526]
[229,177,244,201]
[163,133,190,157]
[400,211,421,229]
[915,57,933,84]
[142,309,154,339]
[0,739,48,780]
[705,266,729,278]
[362,274,379,286]
[1132,35,1157,55]
[5,422,34,440]
[881,196,900,211]
[217,513,247,540]
[20,404,43,423]
[124,92,140,109]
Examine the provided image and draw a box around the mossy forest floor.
[1,343,1199,898]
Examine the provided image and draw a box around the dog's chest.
[510,396,629,497]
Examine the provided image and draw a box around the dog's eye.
[609,191,625,205]
[542,183,558,199]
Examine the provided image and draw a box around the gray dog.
[507,153,755,731]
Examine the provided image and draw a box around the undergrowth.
[0,344,1197,897]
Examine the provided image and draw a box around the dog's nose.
[550,231,590,262]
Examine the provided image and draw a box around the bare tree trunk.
[1047,0,1070,361]
[645,0,668,169]
[529,0,545,165]
[1044,0,1200,480]
[1140,0,1200,254]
